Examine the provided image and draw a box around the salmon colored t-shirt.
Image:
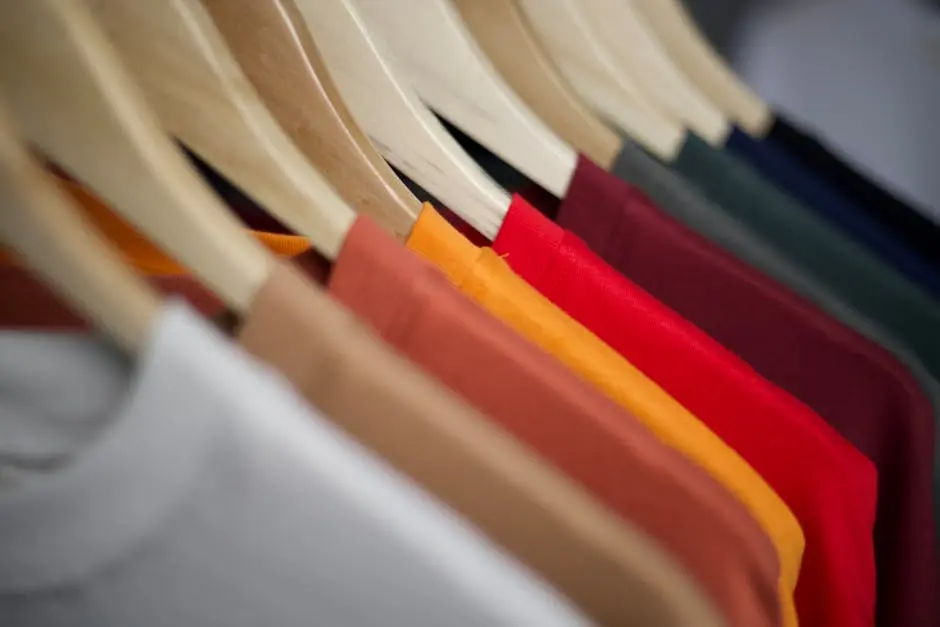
[493,195,877,627]
[329,216,782,627]
[405,205,804,627]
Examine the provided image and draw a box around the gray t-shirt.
[0,302,592,627]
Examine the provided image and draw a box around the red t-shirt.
[548,155,939,627]
[492,194,877,627]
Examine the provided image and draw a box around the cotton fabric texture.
[328,216,782,627]
[405,205,804,627]
[559,154,940,627]
[493,194,877,627]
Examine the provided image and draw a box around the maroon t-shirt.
[545,155,939,627]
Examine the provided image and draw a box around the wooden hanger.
[292,0,511,240]
[86,0,356,260]
[0,105,161,354]
[355,0,578,198]
[516,0,687,162]
[576,0,731,145]
[454,0,623,170]
[201,0,422,240]
[628,0,773,137]
[0,0,274,313]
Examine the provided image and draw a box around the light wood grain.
[454,0,623,170]
[578,0,730,145]
[628,0,772,136]
[0,0,274,312]
[356,0,578,198]
[87,0,357,260]
[0,104,161,354]
[517,0,686,161]
[293,0,511,239]
[203,0,421,240]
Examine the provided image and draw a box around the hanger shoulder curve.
[202,0,422,240]
[0,106,161,354]
[87,0,356,260]
[628,0,772,136]
[293,0,510,240]
[454,0,623,170]
[578,0,730,145]
[355,0,578,198]
[0,0,273,312]
[517,0,686,161]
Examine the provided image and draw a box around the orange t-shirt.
[406,205,803,627]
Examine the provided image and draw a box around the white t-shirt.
[0,302,592,627]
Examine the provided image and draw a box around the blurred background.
[685,0,940,211]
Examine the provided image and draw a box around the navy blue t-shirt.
[725,127,940,298]
[765,116,940,267]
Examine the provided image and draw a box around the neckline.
[0,302,219,593]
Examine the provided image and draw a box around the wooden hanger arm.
[0,107,161,354]
[628,0,772,136]
[292,0,511,239]
[0,0,274,313]
[87,0,357,260]
[355,0,578,197]
[578,0,730,145]
[517,0,687,162]
[455,0,623,170]
[202,0,422,240]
